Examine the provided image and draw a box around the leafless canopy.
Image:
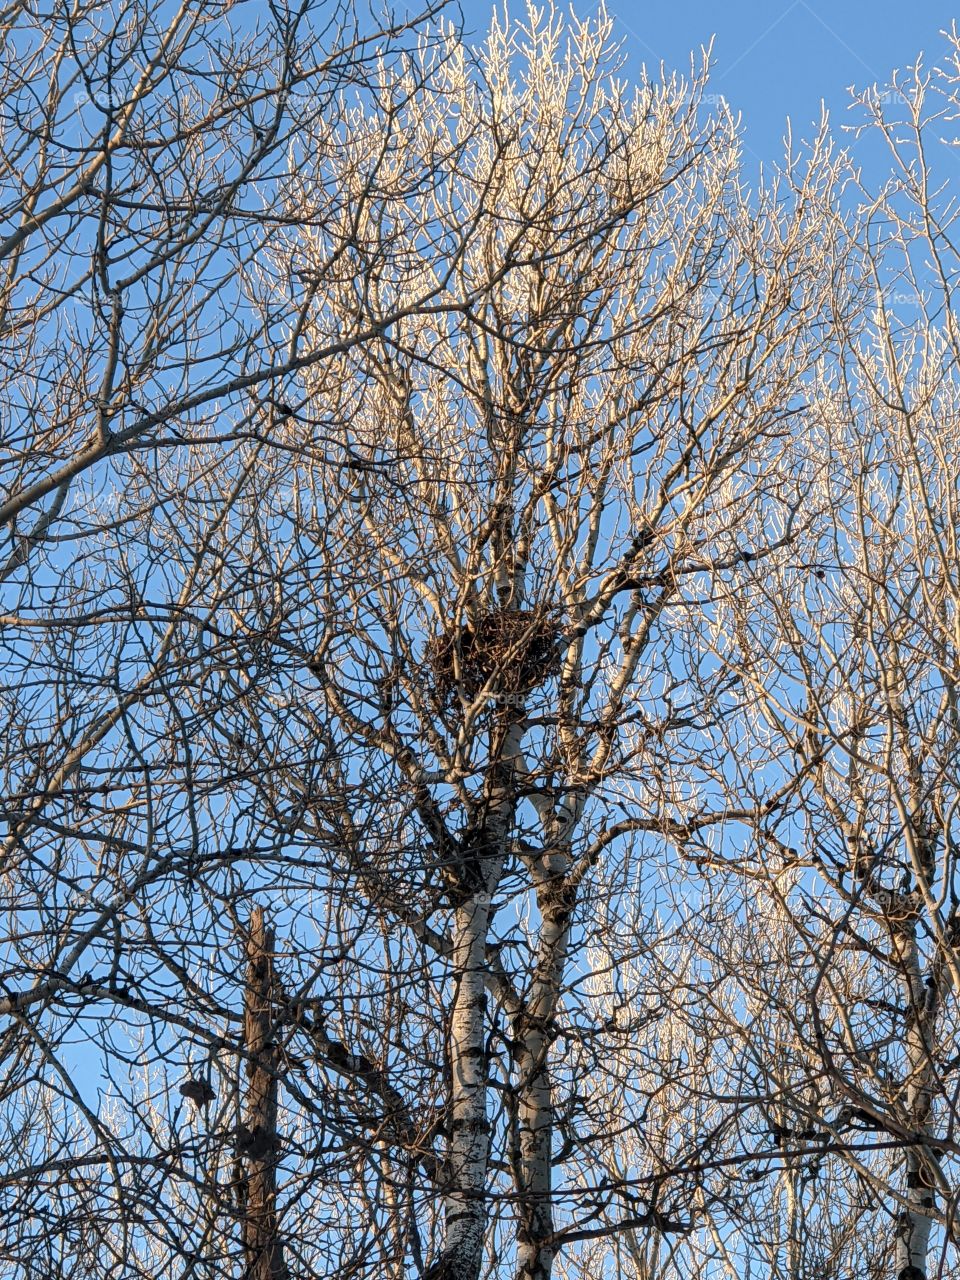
[5,4,960,1280]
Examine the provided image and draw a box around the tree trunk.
[893,928,939,1280]
[513,870,575,1280]
[427,717,525,1280]
[240,906,287,1280]
[514,1025,556,1280]
[426,889,496,1280]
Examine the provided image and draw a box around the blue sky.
[457,1,959,168]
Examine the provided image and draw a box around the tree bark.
[513,867,575,1280]
[427,889,496,1280]
[240,906,287,1280]
[427,717,524,1280]
[894,928,939,1280]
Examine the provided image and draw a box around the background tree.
[0,0,452,1274]
[685,42,960,1278]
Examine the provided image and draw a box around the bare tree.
[687,43,960,1278]
[0,0,455,1275]
[234,9,848,1278]
[11,4,954,1280]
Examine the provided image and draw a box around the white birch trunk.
[428,718,523,1280]
[783,1156,801,1280]
[430,889,495,1280]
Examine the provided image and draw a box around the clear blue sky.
[457,1,959,167]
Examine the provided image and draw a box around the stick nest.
[426,606,563,709]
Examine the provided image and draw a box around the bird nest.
[426,606,563,710]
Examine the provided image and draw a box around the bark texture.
[427,717,525,1280]
[893,927,939,1280]
[240,907,287,1280]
